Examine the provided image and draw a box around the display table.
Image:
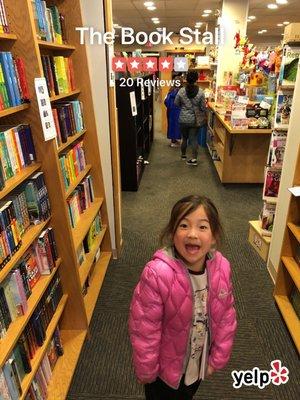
[207,103,272,183]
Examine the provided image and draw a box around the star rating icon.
[112,57,126,72]
[127,57,142,72]
[142,57,158,72]
[174,57,188,72]
[159,57,173,71]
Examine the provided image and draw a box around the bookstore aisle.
[67,125,299,399]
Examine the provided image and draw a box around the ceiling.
[112,0,300,45]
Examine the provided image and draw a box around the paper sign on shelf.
[34,77,57,141]
[129,91,137,116]
[288,186,300,197]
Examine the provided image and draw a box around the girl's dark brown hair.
[160,195,223,248]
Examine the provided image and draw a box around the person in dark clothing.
[174,71,207,166]
[164,76,183,147]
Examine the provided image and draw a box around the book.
[279,46,300,87]
[274,91,293,129]
[263,167,281,202]
[260,202,276,237]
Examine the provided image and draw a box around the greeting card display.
[263,167,281,202]
[278,46,300,87]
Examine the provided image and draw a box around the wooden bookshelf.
[0,103,30,118]
[79,226,107,287]
[0,162,42,200]
[50,89,81,102]
[72,198,104,249]
[84,251,111,324]
[0,218,50,283]
[38,40,76,51]
[64,164,92,198]
[57,129,86,153]
[0,259,61,367]
[0,0,112,398]
[20,294,69,400]
[0,32,17,41]
[274,147,300,353]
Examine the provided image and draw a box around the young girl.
[129,195,237,400]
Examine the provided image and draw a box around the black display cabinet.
[116,74,154,191]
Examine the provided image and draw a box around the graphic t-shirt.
[184,269,208,386]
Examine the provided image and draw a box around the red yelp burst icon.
[270,360,289,385]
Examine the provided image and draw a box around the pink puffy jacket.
[129,249,237,389]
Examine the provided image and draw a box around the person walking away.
[129,194,237,400]
[164,76,182,147]
[174,71,207,166]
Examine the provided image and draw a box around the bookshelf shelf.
[274,294,300,352]
[20,294,68,400]
[72,198,103,249]
[38,40,76,51]
[64,164,92,199]
[287,222,300,243]
[57,129,87,154]
[0,218,50,283]
[0,32,17,41]
[0,103,30,118]
[50,89,80,102]
[0,259,61,368]
[282,256,300,290]
[46,329,87,400]
[274,147,300,353]
[0,163,42,200]
[84,251,111,324]
[79,226,107,287]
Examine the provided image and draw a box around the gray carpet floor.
[67,134,300,400]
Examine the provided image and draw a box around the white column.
[216,0,249,87]
[80,0,116,250]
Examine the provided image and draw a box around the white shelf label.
[34,77,57,141]
[129,91,137,116]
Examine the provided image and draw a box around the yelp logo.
[232,360,289,389]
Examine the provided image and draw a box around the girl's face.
[173,205,216,271]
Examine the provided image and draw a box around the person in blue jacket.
[164,75,183,147]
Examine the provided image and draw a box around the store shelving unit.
[116,74,154,191]
[274,147,300,353]
[0,0,112,398]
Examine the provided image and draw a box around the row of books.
[25,327,63,400]
[41,55,75,97]
[0,0,9,34]
[0,324,63,400]
[52,101,85,147]
[32,1,67,44]
[0,124,36,190]
[67,175,95,229]
[0,52,30,109]
[0,227,58,338]
[59,141,87,190]
[77,211,103,266]
[0,172,51,269]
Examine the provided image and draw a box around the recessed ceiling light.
[153,20,160,24]
[248,16,256,20]
[151,17,159,20]
[203,10,212,13]
[147,6,156,10]
[283,21,290,25]
[202,14,209,17]
[144,1,154,6]
[268,4,278,9]
[276,0,288,4]
[277,23,283,26]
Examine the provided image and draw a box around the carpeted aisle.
[67,133,299,400]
